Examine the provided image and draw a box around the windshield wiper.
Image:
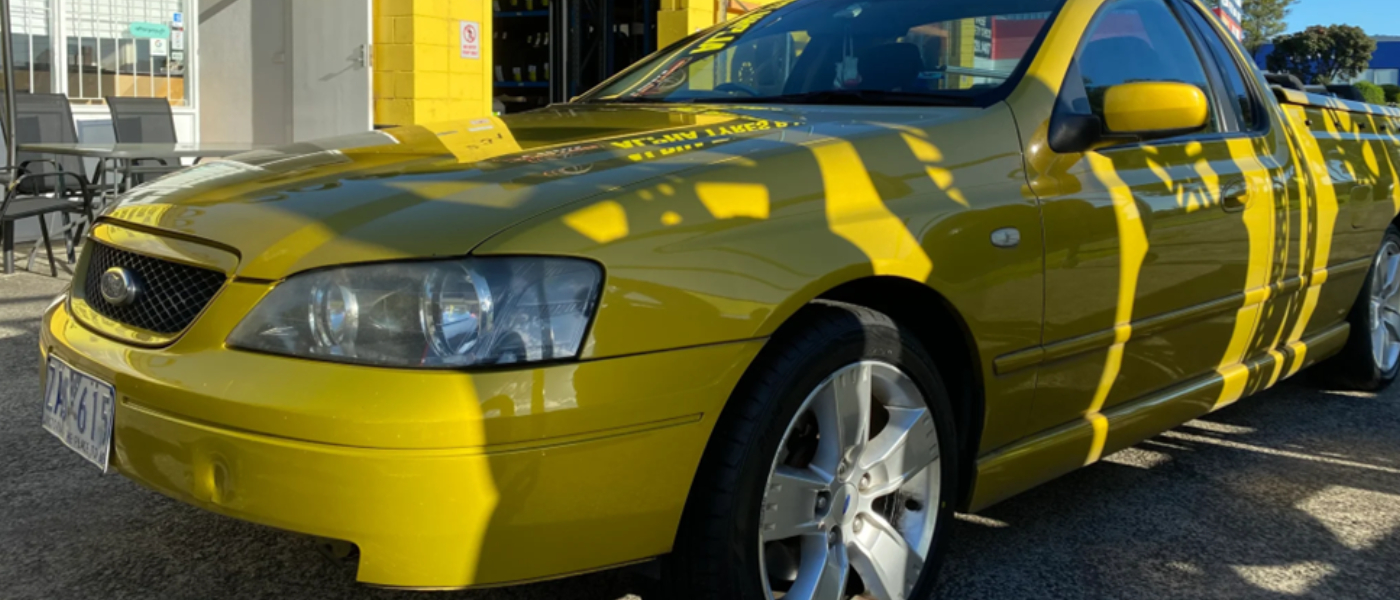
[704,89,968,106]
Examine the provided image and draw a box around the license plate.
[41,357,116,471]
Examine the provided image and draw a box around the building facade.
[7,0,198,143]
[1356,36,1400,86]
[4,0,792,148]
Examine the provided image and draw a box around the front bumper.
[41,297,762,588]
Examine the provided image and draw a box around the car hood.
[104,103,975,280]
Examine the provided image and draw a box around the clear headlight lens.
[228,257,602,368]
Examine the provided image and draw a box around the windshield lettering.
[583,0,1062,106]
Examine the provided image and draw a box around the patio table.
[6,142,267,274]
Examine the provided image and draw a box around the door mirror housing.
[1048,81,1211,153]
[1102,82,1209,138]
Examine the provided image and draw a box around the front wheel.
[667,302,959,600]
[1314,225,1400,390]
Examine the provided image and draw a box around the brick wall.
[374,0,493,126]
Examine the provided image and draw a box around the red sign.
[460,21,480,60]
[1212,9,1243,42]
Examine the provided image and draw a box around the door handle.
[1221,192,1248,212]
[1220,180,1249,213]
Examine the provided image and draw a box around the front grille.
[82,242,227,334]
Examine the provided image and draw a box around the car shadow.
[938,377,1400,600]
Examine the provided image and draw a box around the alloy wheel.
[758,361,941,600]
[1371,240,1400,373]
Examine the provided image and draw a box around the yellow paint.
[901,132,944,162]
[1081,151,1149,465]
[38,0,1400,590]
[1278,105,1340,378]
[42,296,762,587]
[1142,141,1221,212]
[1211,137,1279,410]
[563,201,630,243]
[810,140,933,281]
[373,0,492,126]
[695,182,771,219]
[1103,82,1209,134]
[1364,141,1380,177]
[900,132,970,207]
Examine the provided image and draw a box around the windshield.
[582,0,1062,105]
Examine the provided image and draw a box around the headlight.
[228,257,602,368]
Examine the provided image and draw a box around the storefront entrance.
[493,0,657,112]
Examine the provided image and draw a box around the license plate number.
[42,357,116,471]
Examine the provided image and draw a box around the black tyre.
[666,301,960,600]
[1314,225,1400,390]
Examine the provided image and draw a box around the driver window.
[1075,0,1220,133]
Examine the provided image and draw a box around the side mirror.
[1048,81,1210,153]
[1102,81,1209,138]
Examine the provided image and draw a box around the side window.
[1180,3,1261,131]
[1076,0,1219,133]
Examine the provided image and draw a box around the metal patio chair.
[0,93,100,275]
[106,96,183,187]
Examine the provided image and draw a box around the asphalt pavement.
[3,269,1398,600]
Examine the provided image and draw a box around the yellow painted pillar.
[657,0,717,48]
[951,20,976,89]
[656,0,787,50]
[374,0,494,126]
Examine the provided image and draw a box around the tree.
[1266,25,1377,84]
[1242,0,1298,56]
[1384,84,1400,105]
[1354,81,1385,105]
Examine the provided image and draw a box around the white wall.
[196,0,291,144]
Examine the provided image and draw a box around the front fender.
[476,104,1041,365]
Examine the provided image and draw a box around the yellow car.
[38,0,1400,597]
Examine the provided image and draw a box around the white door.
[290,1,372,141]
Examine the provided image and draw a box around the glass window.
[1181,2,1260,131]
[8,0,52,93]
[1075,0,1218,132]
[64,0,190,106]
[582,0,1061,105]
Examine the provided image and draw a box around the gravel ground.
[3,268,1398,600]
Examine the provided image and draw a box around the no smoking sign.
[460,21,480,59]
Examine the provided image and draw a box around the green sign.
[129,22,169,38]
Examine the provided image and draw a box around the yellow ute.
[38,0,1400,597]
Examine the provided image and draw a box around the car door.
[1022,0,1287,459]
[1174,0,1320,389]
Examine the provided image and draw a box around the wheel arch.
[677,274,987,533]
[814,277,985,512]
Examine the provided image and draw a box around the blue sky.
[1286,0,1400,36]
